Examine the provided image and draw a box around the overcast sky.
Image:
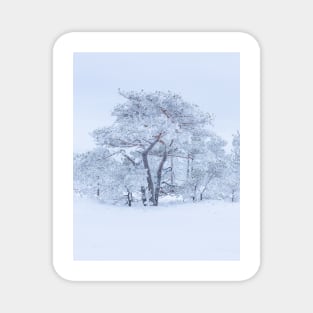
[74,52,240,153]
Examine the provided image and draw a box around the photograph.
[73,52,240,260]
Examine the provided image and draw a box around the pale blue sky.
[74,53,240,153]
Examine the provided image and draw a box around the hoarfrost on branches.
[74,90,240,206]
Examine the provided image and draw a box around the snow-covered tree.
[73,90,240,206]
[223,131,240,202]
[74,147,146,205]
[73,147,114,199]
[91,90,213,206]
[181,134,227,201]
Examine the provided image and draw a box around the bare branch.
[123,154,137,166]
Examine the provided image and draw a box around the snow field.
[74,198,240,260]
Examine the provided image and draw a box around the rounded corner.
[52,32,76,53]
[238,260,261,282]
[237,31,261,52]
[52,261,76,282]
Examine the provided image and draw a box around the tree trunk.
[125,188,132,206]
[127,192,132,206]
[154,148,167,206]
[170,156,174,193]
[192,184,197,202]
[200,174,215,201]
[186,154,190,180]
[141,138,159,206]
[96,176,100,197]
[141,186,147,206]
[142,152,155,205]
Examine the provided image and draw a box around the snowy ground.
[74,197,240,260]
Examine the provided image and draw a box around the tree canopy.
[74,90,240,206]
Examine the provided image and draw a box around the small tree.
[73,148,146,204]
[73,147,117,200]
[223,131,240,202]
[180,134,227,201]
